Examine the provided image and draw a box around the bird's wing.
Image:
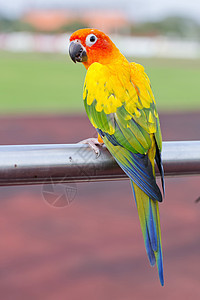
[83,62,164,200]
[130,62,165,194]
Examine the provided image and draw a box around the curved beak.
[69,41,87,63]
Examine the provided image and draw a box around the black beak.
[69,41,87,63]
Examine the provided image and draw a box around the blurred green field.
[0,51,200,115]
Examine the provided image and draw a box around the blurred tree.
[131,16,200,40]
[0,17,35,32]
[0,16,88,34]
[57,21,88,33]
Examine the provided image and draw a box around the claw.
[78,138,104,158]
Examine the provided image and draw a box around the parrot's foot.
[78,138,104,158]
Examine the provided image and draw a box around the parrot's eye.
[86,34,98,47]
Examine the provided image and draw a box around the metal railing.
[0,141,200,186]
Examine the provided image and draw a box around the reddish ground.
[0,113,199,300]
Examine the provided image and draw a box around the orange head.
[69,28,121,69]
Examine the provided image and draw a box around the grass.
[0,52,86,114]
[0,51,200,115]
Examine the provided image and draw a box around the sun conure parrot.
[69,28,165,286]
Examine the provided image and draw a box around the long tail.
[131,181,164,286]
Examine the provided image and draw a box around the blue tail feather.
[145,227,156,266]
[131,181,164,286]
[157,241,164,286]
[148,199,158,252]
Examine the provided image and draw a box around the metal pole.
[0,141,200,186]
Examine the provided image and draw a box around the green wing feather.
[83,62,161,152]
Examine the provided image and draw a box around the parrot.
[69,28,165,286]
